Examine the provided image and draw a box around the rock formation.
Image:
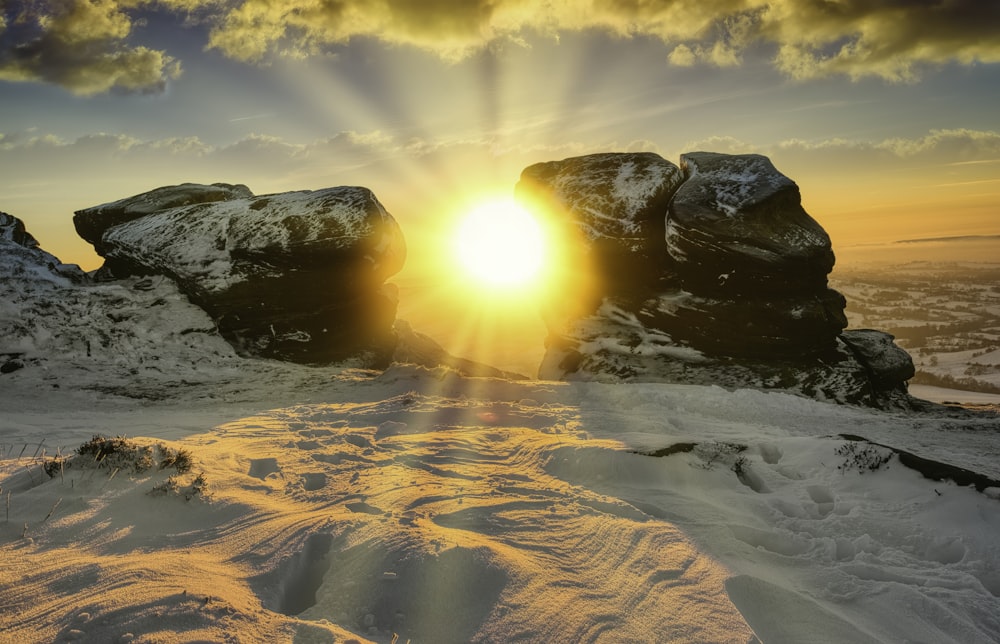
[3,210,518,397]
[74,183,406,364]
[2,211,240,390]
[518,151,914,408]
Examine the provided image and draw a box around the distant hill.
[895,234,1000,244]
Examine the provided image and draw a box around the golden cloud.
[0,0,181,94]
[3,0,999,94]
[199,0,1000,81]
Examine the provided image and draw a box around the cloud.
[3,0,999,94]
[0,0,180,95]
[676,129,1000,185]
[763,1,1000,82]
[199,0,1000,81]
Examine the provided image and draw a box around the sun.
[453,198,547,290]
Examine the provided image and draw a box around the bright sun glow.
[454,199,546,289]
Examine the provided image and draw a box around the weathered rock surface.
[842,329,916,388]
[2,211,88,284]
[2,212,241,392]
[522,151,913,408]
[74,183,254,254]
[641,286,847,359]
[3,213,522,398]
[75,184,406,364]
[516,152,685,296]
[668,152,835,294]
[2,211,39,247]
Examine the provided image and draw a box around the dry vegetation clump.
[149,472,209,501]
[836,441,893,474]
[42,435,195,478]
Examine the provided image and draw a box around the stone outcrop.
[2,211,528,395]
[667,152,835,293]
[2,211,88,284]
[74,183,406,364]
[516,153,684,295]
[657,152,848,358]
[520,151,913,408]
[2,211,239,391]
[73,183,254,255]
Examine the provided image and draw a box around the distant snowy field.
[832,260,1000,400]
[2,361,999,643]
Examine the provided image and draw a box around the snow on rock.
[1,212,256,401]
[516,152,685,298]
[524,151,909,407]
[1,214,526,417]
[538,298,885,405]
[664,152,846,357]
[75,183,407,364]
[842,329,916,387]
[668,152,835,294]
[73,182,254,256]
[1,211,88,285]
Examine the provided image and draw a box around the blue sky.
[2,0,999,273]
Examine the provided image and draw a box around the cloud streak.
[3,0,999,94]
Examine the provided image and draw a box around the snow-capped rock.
[75,184,406,364]
[2,210,39,246]
[1,211,88,284]
[524,152,909,407]
[516,152,684,294]
[74,183,254,257]
[842,329,916,387]
[668,152,835,295]
[2,212,524,400]
[1,212,242,393]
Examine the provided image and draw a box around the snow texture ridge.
[1,365,998,642]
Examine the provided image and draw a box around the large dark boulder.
[842,329,916,389]
[523,151,912,408]
[538,300,879,406]
[516,152,685,296]
[76,184,406,364]
[667,152,835,295]
[644,287,848,359]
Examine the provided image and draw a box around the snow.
[4,216,1000,642]
[3,357,1000,643]
[908,385,1000,406]
[101,187,400,295]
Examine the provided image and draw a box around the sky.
[2,0,1000,371]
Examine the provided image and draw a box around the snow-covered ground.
[2,360,999,643]
[3,229,1000,642]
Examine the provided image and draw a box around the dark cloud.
[2,0,999,92]
[0,0,179,95]
[204,0,1000,81]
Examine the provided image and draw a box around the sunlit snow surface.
[2,364,999,643]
